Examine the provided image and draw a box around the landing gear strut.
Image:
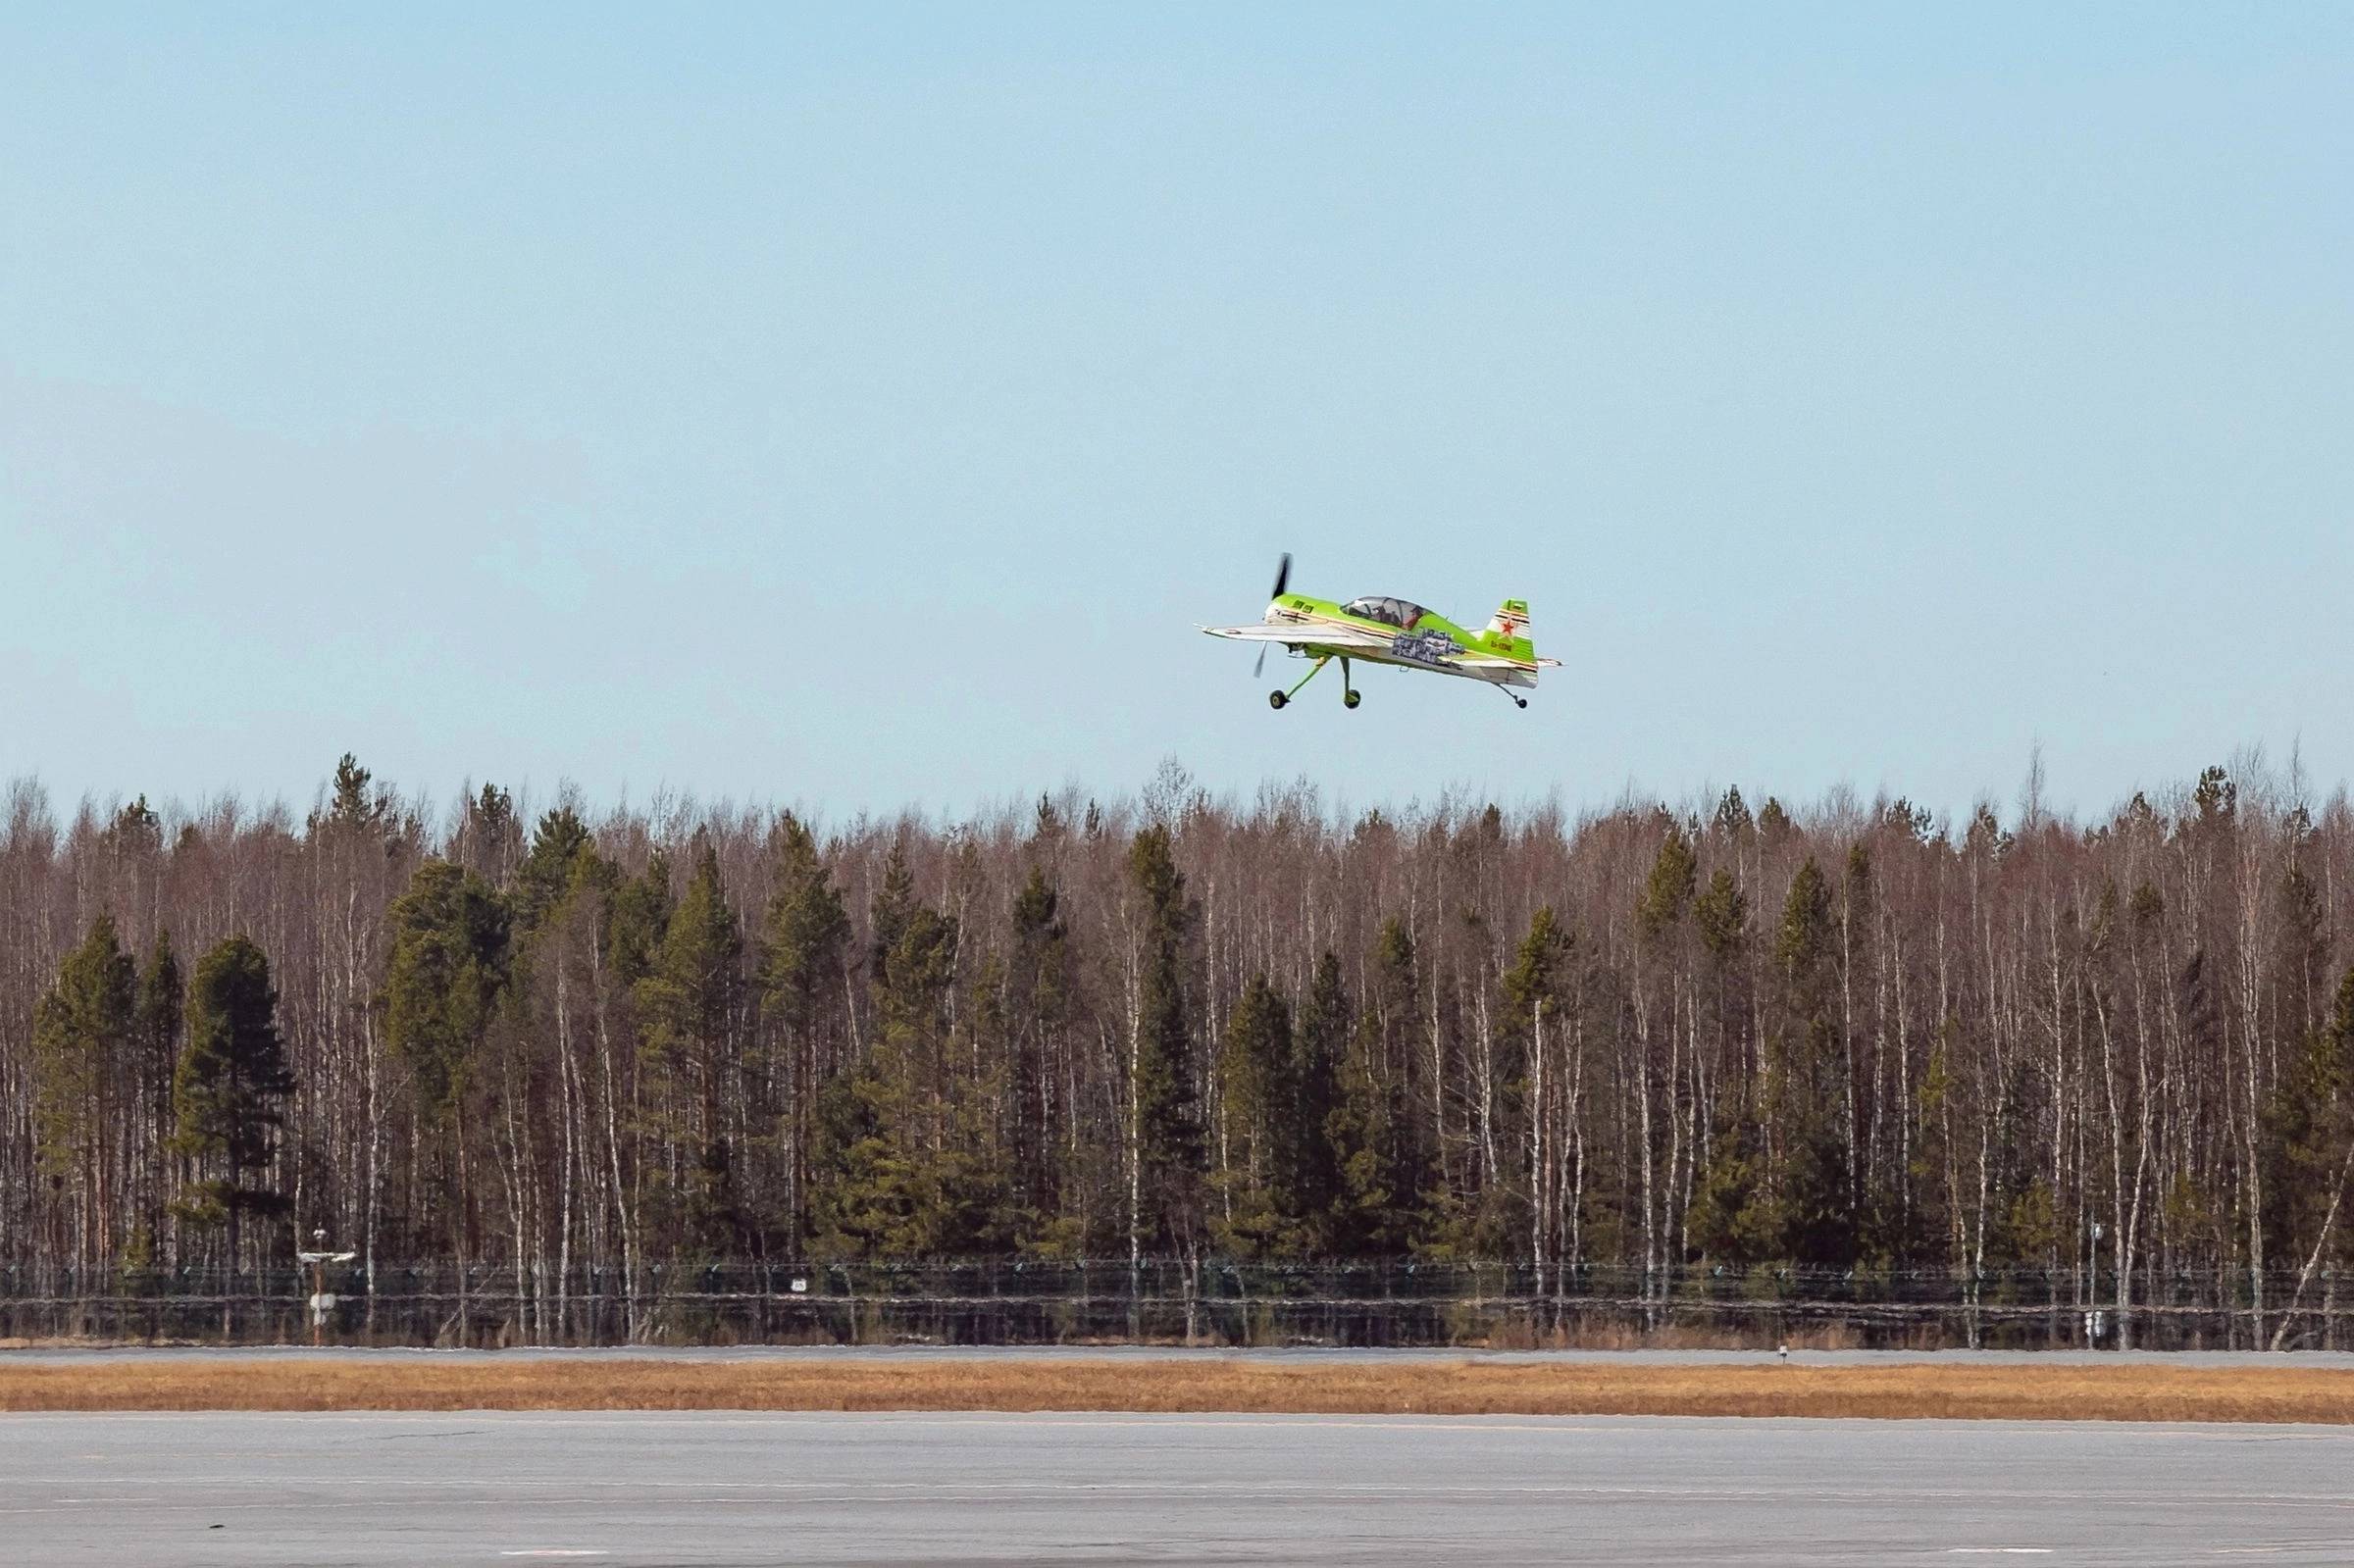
[1270,654,1332,711]
[1342,657,1360,710]
[1494,683,1529,710]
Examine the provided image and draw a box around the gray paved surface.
[4,1410,2353,1565]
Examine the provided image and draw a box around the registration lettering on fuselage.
[1390,630,1458,664]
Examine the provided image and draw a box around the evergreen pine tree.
[384,860,510,1127]
[171,935,296,1266]
[1694,869,1749,963]
[1291,952,1350,1254]
[760,814,850,1042]
[1215,972,1294,1255]
[1333,916,1423,1253]
[638,837,748,1248]
[1635,828,1698,941]
[514,805,595,936]
[2263,965,2354,1277]
[326,752,389,833]
[384,859,510,1267]
[1769,857,1854,1265]
[133,932,184,1247]
[1711,785,1754,839]
[813,876,1010,1258]
[1503,906,1575,1268]
[607,847,676,985]
[1128,824,1202,1255]
[30,915,137,1267]
[455,783,520,887]
[759,812,850,1243]
[1685,1127,1776,1267]
[1005,865,1072,1228]
[868,841,916,980]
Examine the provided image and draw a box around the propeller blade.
[1254,643,1269,680]
[1271,551,1291,601]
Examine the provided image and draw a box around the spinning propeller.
[1254,552,1292,679]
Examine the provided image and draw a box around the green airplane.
[1202,554,1561,710]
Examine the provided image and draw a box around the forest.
[6,752,2354,1348]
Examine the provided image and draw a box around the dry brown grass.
[5,1357,2354,1423]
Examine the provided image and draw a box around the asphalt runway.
[5,1410,2353,1566]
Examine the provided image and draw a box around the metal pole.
[296,1230,356,1348]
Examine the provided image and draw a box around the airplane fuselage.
[1264,596,1540,688]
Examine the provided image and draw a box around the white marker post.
[294,1229,358,1347]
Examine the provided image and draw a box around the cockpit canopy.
[1342,596,1428,629]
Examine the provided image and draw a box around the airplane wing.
[1197,623,1393,648]
[1452,651,1564,670]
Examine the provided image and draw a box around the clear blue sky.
[4,5,2348,827]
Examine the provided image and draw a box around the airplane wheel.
[1268,690,1288,710]
[1513,696,1528,709]
[1344,689,1361,710]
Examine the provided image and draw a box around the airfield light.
[295,1228,358,1346]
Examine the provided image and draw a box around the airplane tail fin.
[1484,598,1534,656]
[1484,597,1561,684]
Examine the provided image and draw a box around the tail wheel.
[1344,689,1361,710]
[1268,691,1288,710]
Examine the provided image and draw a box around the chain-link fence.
[4,1259,2346,1349]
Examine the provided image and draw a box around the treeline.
[6,756,2354,1346]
